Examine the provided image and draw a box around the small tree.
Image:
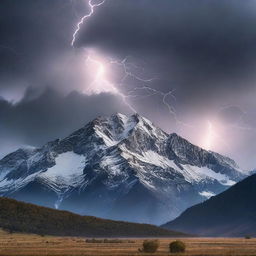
[140,240,159,253]
[169,240,186,253]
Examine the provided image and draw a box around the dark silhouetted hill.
[0,197,186,237]
[163,174,256,237]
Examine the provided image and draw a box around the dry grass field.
[0,229,255,256]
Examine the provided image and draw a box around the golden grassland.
[0,230,256,256]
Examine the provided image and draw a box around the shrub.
[169,240,186,253]
[245,235,251,239]
[141,239,159,253]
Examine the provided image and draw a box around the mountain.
[0,113,246,224]
[250,169,256,175]
[162,174,256,237]
[0,196,185,237]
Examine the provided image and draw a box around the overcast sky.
[0,0,256,169]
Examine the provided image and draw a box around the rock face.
[162,174,256,237]
[0,113,246,224]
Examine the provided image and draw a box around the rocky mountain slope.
[0,196,184,237]
[0,113,246,224]
[162,174,256,237]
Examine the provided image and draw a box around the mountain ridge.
[0,113,246,224]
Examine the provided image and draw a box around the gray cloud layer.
[0,0,256,169]
[0,89,128,158]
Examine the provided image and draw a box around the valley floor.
[0,230,255,256]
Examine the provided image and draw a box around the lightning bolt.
[110,57,158,85]
[68,0,242,156]
[71,0,188,126]
[124,85,178,121]
[109,56,189,126]
[84,54,137,112]
[71,0,106,47]
[205,121,214,150]
[71,0,137,111]
[203,120,232,151]
[84,55,118,94]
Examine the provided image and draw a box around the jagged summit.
[0,113,246,224]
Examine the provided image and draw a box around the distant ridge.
[0,197,186,237]
[162,174,256,237]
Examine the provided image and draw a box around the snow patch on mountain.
[38,152,86,191]
[199,191,216,199]
[122,150,176,169]
[120,149,236,189]
[181,164,236,185]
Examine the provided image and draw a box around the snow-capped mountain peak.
[0,113,247,224]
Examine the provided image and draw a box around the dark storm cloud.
[74,0,256,169]
[0,88,128,158]
[0,0,131,158]
[0,0,87,95]
[76,0,256,104]
[1,0,256,169]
